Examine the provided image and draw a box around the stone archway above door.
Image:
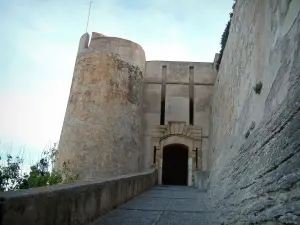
[152,121,202,150]
[151,121,202,186]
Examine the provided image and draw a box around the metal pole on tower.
[85,0,93,33]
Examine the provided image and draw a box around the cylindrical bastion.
[56,32,146,179]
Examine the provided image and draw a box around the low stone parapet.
[0,169,157,225]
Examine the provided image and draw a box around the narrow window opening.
[160,101,165,125]
[189,99,194,125]
[195,148,198,170]
[189,66,194,125]
[153,146,157,164]
[160,65,167,125]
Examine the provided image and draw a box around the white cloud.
[0,92,62,149]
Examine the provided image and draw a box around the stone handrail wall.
[0,169,157,225]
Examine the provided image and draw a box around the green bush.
[0,155,24,191]
[216,1,236,70]
[253,81,263,94]
[0,143,79,192]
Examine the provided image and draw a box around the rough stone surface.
[208,0,300,224]
[57,49,145,179]
[89,34,145,69]
[0,170,157,225]
[144,61,216,84]
[91,186,220,225]
[194,85,213,137]
[165,84,189,124]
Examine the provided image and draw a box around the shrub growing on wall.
[216,1,236,70]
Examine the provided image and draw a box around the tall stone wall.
[56,33,146,180]
[208,0,300,224]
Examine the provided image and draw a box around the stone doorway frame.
[151,121,202,186]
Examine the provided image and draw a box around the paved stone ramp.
[91,186,220,225]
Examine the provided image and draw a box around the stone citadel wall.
[208,0,300,224]
[56,32,146,179]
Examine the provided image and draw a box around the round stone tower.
[56,32,146,180]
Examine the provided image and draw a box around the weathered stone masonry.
[56,33,146,179]
[208,0,300,224]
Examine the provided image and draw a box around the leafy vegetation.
[253,81,263,94]
[216,1,236,71]
[0,143,79,192]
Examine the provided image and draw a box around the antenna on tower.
[85,0,93,33]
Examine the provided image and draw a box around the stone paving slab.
[166,198,210,212]
[151,185,195,191]
[91,186,221,225]
[155,211,209,225]
[120,197,169,211]
[137,189,174,198]
[138,190,203,199]
[91,209,162,225]
[170,190,206,199]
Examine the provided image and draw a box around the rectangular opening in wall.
[153,146,157,164]
[160,101,165,125]
[160,65,167,125]
[189,66,194,125]
[195,148,198,170]
[189,100,194,125]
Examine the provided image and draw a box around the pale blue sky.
[0,0,233,164]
